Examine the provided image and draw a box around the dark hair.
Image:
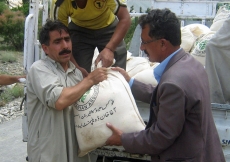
[39,19,69,45]
[139,8,181,46]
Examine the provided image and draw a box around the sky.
[127,0,152,13]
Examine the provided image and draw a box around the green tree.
[140,7,143,13]
[0,1,8,15]
[146,8,151,13]
[12,1,29,16]
[124,18,139,49]
[22,0,29,4]
[0,9,25,51]
[130,5,134,13]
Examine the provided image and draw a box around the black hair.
[39,19,69,46]
[139,8,181,46]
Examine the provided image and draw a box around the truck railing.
[91,146,151,161]
[23,0,48,74]
[22,0,49,142]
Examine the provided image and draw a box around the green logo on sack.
[79,89,90,103]
[197,40,208,51]
[74,85,99,111]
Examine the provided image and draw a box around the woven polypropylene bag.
[133,62,159,86]
[73,68,146,157]
[126,56,150,77]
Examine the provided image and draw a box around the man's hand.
[86,67,108,85]
[105,123,123,146]
[111,67,131,82]
[55,67,107,110]
[95,48,114,68]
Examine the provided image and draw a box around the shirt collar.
[46,56,76,73]
[154,48,181,83]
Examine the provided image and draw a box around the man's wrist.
[105,46,114,52]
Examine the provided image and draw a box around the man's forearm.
[0,75,25,85]
[106,7,131,51]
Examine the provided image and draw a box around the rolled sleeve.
[28,61,65,110]
[47,86,63,109]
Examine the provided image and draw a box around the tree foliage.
[0,1,30,51]
[124,17,139,50]
[130,5,134,13]
[0,1,8,15]
[12,1,29,16]
[0,9,25,51]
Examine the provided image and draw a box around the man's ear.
[42,44,49,54]
[160,39,167,51]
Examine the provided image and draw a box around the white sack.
[186,24,210,38]
[180,24,210,53]
[190,31,216,66]
[91,48,115,71]
[181,26,196,52]
[133,63,159,86]
[73,69,146,157]
[210,5,230,32]
[126,56,150,77]
[91,48,99,72]
[127,50,132,60]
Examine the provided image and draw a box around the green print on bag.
[79,89,91,103]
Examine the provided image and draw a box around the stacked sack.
[191,4,230,66]
[180,4,230,67]
[181,23,210,53]
[190,31,216,66]
[181,23,211,66]
[210,4,230,32]
[126,51,159,86]
[126,51,151,77]
[132,62,159,86]
[92,49,159,86]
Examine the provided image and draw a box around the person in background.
[52,0,131,76]
[0,74,26,85]
[26,19,107,162]
[105,8,225,162]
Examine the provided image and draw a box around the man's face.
[42,29,72,68]
[140,25,162,62]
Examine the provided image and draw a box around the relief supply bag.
[190,31,216,66]
[126,56,150,77]
[210,4,230,32]
[133,62,159,87]
[73,68,146,157]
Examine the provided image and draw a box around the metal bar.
[23,14,34,73]
[211,103,230,110]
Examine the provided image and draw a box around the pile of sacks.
[126,51,159,86]
[181,4,230,66]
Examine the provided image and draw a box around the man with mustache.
[105,8,225,162]
[26,19,107,162]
